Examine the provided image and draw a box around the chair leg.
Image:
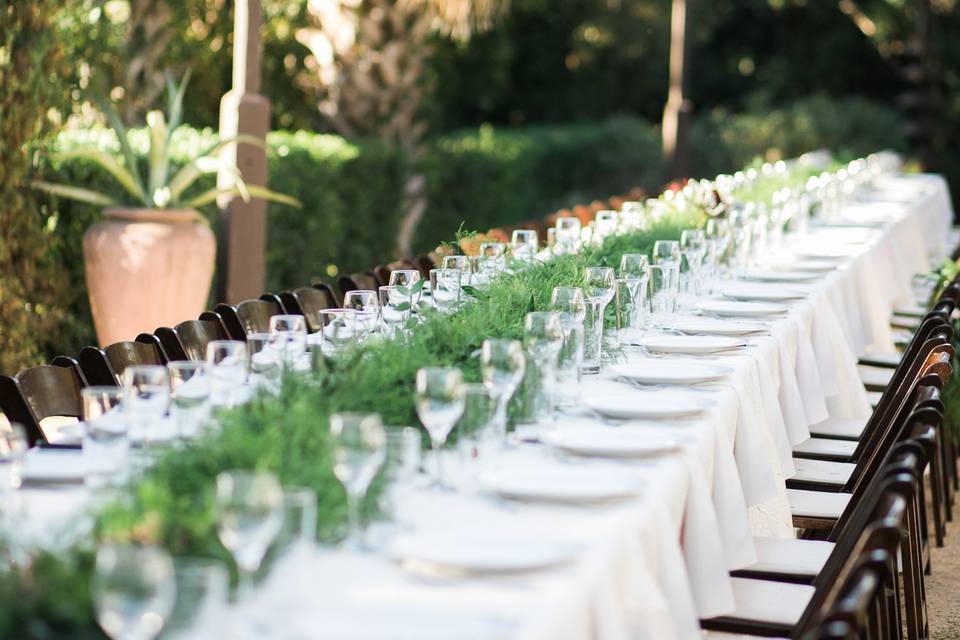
[927,454,945,548]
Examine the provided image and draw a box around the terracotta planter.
[83,208,216,346]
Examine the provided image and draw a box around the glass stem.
[237,567,255,603]
[495,395,509,442]
[346,492,362,548]
[432,439,445,488]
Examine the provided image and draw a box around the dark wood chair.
[414,254,436,277]
[337,271,381,301]
[279,284,340,333]
[374,260,420,285]
[0,358,88,446]
[79,336,168,386]
[214,296,286,340]
[156,316,230,361]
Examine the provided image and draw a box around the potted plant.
[33,72,299,346]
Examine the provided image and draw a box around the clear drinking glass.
[479,242,507,273]
[555,323,584,405]
[480,339,526,442]
[380,426,422,527]
[618,254,650,329]
[510,229,538,262]
[378,286,408,338]
[582,266,616,372]
[246,332,281,388]
[441,254,470,273]
[429,268,462,313]
[593,210,618,240]
[329,413,386,549]
[342,290,381,340]
[123,365,171,445]
[550,286,587,327]
[273,486,318,560]
[388,270,423,310]
[319,308,357,355]
[0,423,28,494]
[454,384,497,484]
[164,558,229,639]
[214,470,284,597]
[554,217,581,254]
[167,361,211,439]
[648,264,676,328]
[92,543,176,640]
[523,312,564,422]
[268,314,308,366]
[415,367,465,489]
[82,387,128,488]
[205,341,248,408]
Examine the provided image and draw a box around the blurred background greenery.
[4,0,958,372]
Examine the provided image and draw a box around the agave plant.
[33,71,300,210]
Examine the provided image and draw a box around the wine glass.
[415,367,465,489]
[214,470,284,597]
[329,413,386,549]
[582,266,616,372]
[91,543,176,640]
[523,312,564,422]
[123,365,170,445]
[480,339,525,442]
[342,290,381,340]
[510,229,538,262]
[167,361,211,439]
[205,341,248,408]
[319,309,357,354]
[554,217,581,254]
[378,286,408,338]
[429,268,462,313]
[268,314,308,366]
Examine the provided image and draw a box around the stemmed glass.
[415,367,465,489]
[618,254,650,329]
[342,291,381,340]
[123,365,171,445]
[206,341,248,408]
[329,413,387,549]
[522,312,564,422]
[268,314,308,367]
[91,543,176,640]
[429,268,462,313]
[510,229,538,262]
[167,361,211,439]
[480,339,526,442]
[214,470,284,597]
[582,267,616,372]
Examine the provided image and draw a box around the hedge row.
[33,95,905,363]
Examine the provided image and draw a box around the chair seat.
[858,351,901,369]
[809,417,867,440]
[867,391,882,408]
[741,537,835,578]
[724,577,815,625]
[787,488,851,519]
[792,437,857,458]
[857,365,894,390]
[790,458,855,486]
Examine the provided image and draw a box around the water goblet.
[388,270,423,310]
[92,543,176,640]
[206,341,248,408]
[429,268,462,312]
[379,426,422,529]
[164,558,229,638]
[593,210,618,240]
[523,312,564,421]
[318,309,357,355]
[550,286,587,328]
[268,314,308,366]
[214,470,284,597]
[582,266,616,372]
[510,229,538,262]
[167,361,211,439]
[648,264,676,328]
[554,217,581,254]
[479,242,507,273]
[247,332,282,389]
[415,367,465,489]
[480,339,526,442]
[618,254,650,328]
[329,413,386,549]
[378,286,409,338]
[123,365,171,445]
[342,290,381,340]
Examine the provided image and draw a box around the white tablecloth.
[12,173,953,639]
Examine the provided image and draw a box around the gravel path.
[929,469,960,640]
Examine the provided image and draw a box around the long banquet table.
[15,173,957,639]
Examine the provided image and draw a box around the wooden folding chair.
[79,336,168,386]
[214,295,286,340]
[279,284,339,333]
[0,358,88,446]
[156,316,230,361]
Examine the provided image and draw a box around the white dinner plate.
[672,318,768,336]
[742,270,821,283]
[719,283,807,302]
[544,428,682,459]
[584,390,715,419]
[610,361,732,384]
[766,259,837,273]
[697,300,788,318]
[21,448,85,485]
[478,467,641,504]
[635,335,746,355]
[796,247,851,260]
[390,531,579,575]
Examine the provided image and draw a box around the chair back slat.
[279,286,339,333]
[215,298,285,339]
[337,272,381,300]
[0,359,87,445]
[158,317,230,361]
[80,339,167,387]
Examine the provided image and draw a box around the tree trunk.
[662,0,692,181]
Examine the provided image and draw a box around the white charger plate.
[672,318,768,336]
[390,531,579,575]
[584,390,715,419]
[478,467,641,504]
[635,335,746,354]
[697,300,788,318]
[719,283,806,302]
[610,361,732,384]
[544,428,681,459]
[742,270,821,283]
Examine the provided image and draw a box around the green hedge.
[30,96,905,367]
